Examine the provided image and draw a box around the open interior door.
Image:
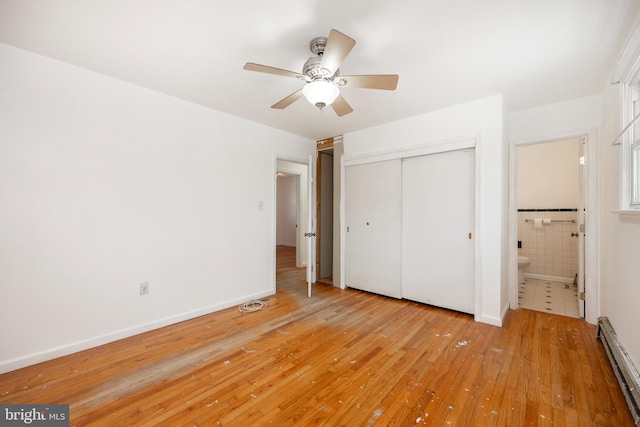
[578,137,586,318]
[306,154,316,297]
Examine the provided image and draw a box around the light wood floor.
[276,245,297,273]
[0,247,633,426]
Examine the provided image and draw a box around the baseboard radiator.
[597,317,640,425]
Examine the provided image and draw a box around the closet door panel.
[345,160,402,298]
[402,149,475,313]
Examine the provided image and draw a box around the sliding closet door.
[345,159,402,298]
[402,149,475,313]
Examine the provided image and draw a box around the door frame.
[316,148,334,284]
[274,155,314,292]
[344,136,481,318]
[508,129,598,323]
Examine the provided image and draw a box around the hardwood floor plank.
[0,260,634,426]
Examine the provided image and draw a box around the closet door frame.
[344,136,481,316]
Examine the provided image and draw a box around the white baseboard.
[0,289,274,374]
[501,302,510,325]
[477,312,503,327]
[479,301,511,327]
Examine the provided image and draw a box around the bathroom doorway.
[515,137,584,318]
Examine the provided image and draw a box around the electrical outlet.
[140,282,149,295]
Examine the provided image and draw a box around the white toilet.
[518,256,530,284]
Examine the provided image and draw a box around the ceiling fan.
[243,29,399,117]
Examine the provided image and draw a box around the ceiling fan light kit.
[243,29,398,117]
[302,80,340,109]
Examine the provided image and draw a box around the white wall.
[509,95,601,324]
[510,96,601,142]
[344,95,508,326]
[600,75,640,372]
[517,139,580,209]
[598,12,640,371]
[0,43,314,373]
[276,175,297,247]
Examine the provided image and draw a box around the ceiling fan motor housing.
[309,36,327,56]
[303,36,337,80]
[303,56,336,79]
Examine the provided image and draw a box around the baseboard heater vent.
[597,316,640,426]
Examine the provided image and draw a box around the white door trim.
[342,136,482,320]
[274,154,313,294]
[508,129,599,323]
[344,136,477,167]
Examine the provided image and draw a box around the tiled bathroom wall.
[517,209,579,281]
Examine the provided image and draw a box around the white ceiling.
[1,0,638,140]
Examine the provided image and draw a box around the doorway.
[515,137,584,318]
[315,135,345,289]
[316,149,334,285]
[276,172,299,271]
[275,159,310,290]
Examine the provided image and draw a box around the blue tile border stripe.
[517,208,577,212]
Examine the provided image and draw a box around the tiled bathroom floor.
[518,279,580,318]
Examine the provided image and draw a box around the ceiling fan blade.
[271,88,304,109]
[339,74,399,90]
[243,62,305,80]
[320,29,356,76]
[331,94,353,117]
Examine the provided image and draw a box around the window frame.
[620,74,640,210]
[632,136,640,207]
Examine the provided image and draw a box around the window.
[620,80,640,210]
[634,135,640,205]
[613,21,640,212]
